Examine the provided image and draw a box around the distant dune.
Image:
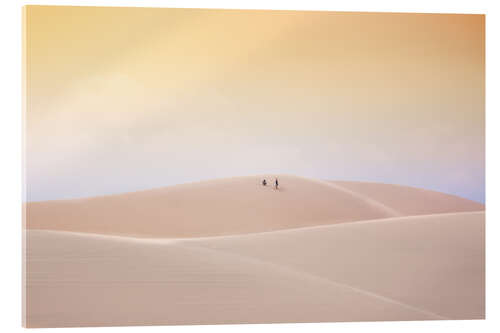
[26,175,484,238]
[330,181,484,216]
[24,175,485,327]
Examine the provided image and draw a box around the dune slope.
[25,229,438,327]
[190,211,485,320]
[330,181,484,216]
[26,175,483,238]
[24,176,485,327]
[25,211,484,327]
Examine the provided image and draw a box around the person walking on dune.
[262,179,267,186]
[274,178,279,190]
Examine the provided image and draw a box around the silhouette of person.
[262,179,267,186]
[275,178,279,189]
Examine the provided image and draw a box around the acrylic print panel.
[22,5,485,328]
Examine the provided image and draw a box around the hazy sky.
[24,6,485,202]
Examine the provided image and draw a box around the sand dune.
[24,176,485,327]
[189,211,485,320]
[26,175,483,238]
[25,211,484,327]
[330,181,484,216]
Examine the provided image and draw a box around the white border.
[1,0,498,332]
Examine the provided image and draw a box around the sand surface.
[26,175,483,238]
[24,175,485,327]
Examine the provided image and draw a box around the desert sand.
[26,175,483,238]
[24,175,484,327]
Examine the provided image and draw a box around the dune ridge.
[27,210,483,242]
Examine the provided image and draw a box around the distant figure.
[262,179,267,186]
[274,178,279,190]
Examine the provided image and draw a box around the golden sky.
[24,6,485,202]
